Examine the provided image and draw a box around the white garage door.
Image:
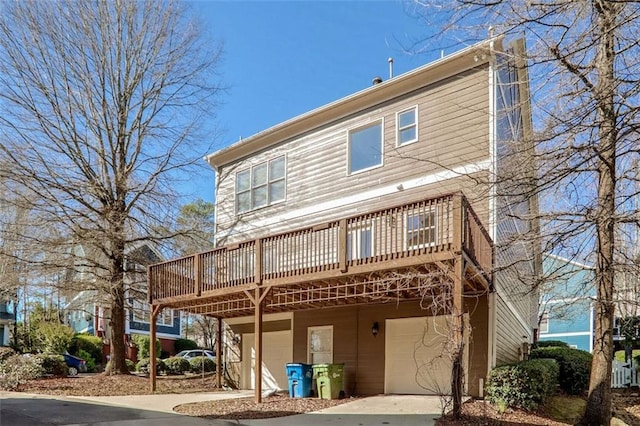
[384,316,468,395]
[242,330,292,391]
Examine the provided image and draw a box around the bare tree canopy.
[411,1,640,423]
[0,0,223,373]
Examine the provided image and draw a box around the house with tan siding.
[147,36,538,401]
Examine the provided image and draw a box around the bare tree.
[0,0,222,374]
[410,1,640,424]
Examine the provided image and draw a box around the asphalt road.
[0,395,236,426]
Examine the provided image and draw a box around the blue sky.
[187,0,442,202]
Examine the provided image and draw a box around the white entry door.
[384,315,468,395]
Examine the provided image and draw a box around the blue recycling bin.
[286,363,313,398]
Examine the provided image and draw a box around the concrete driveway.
[1,391,444,426]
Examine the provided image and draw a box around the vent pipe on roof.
[388,57,394,79]
[372,76,383,85]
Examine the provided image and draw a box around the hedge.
[529,346,592,395]
[163,356,191,375]
[136,358,166,374]
[189,356,216,373]
[486,358,559,412]
[174,338,198,353]
[0,354,45,390]
[36,354,67,377]
[70,334,103,365]
[535,340,569,349]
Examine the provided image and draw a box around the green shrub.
[0,354,45,390]
[530,346,592,395]
[175,338,198,353]
[189,356,216,373]
[125,359,135,372]
[131,335,161,359]
[486,358,559,411]
[163,356,191,375]
[37,323,75,354]
[77,349,96,373]
[535,340,569,349]
[105,358,137,373]
[614,349,640,363]
[71,334,103,365]
[135,357,166,374]
[0,347,16,362]
[35,354,67,376]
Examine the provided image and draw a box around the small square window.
[348,121,383,174]
[397,107,418,146]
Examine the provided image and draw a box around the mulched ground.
[14,374,640,424]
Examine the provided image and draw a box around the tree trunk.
[107,286,130,374]
[580,2,618,424]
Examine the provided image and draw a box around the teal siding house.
[538,255,595,352]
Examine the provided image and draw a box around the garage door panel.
[385,316,468,395]
[243,330,292,391]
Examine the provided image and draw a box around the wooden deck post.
[254,287,263,403]
[216,317,222,389]
[339,219,348,272]
[150,304,161,393]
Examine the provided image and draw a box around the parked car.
[175,349,216,362]
[63,352,87,376]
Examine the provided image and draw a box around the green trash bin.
[312,363,344,399]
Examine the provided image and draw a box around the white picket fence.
[612,359,639,388]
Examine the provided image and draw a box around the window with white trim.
[308,325,333,364]
[405,210,437,249]
[236,156,286,213]
[132,300,174,326]
[539,312,549,333]
[348,121,383,174]
[397,106,418,146]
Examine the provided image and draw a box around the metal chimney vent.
[372,76,383,85]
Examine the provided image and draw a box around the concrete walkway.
[74,392,445,425]
[2,390,444,426]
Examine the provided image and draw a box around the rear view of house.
[148,37,538,400]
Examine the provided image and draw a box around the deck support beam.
[149,304,162,393]
[216,317,223,389]
[253,287,263,403]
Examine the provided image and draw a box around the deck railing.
[149,193,493,303]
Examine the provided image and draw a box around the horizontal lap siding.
[494,294,528,365]
[292,301,488,396]
[214,67,490,244]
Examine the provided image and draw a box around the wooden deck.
[146,192,493,399]
[148,192,492,317]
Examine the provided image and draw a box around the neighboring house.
[148,37,538,399]
[538,254,595,352]
[0,300,15,346]
[65,242,181,359]
[538,255,640,353]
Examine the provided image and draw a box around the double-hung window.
[236,156,286,213]
[397,106,418,146]
[406,210,437,249]
[132,300,174,326]
[348,121,383,174]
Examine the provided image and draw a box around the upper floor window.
[236,156,286,213]
[397,106,418,146]
[539,312,549,333]
[348,121,383,174]
[132,299,174,326]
